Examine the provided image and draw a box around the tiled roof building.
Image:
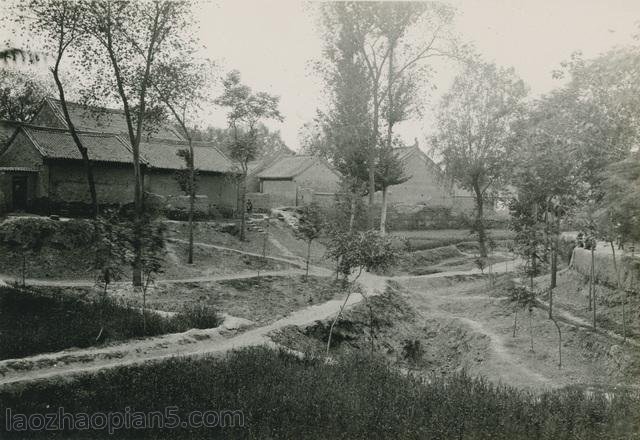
[0,99,238,214]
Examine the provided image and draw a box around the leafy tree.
[318,2,455,228]
[0,69,53,122]
[3,220,51,286]
[0,48,44,64]
[93,210,130,341]
[511,91,585,314]
[93,211,129,297]
[81,0,195,285]
[602,156,640,247]
[191,123,292,159]
[153,57,214,264]
[301,22,372,229]
[375,141,409,234]
[16,0,100,216]
[138,214,165,335]
[324,230,397,355]
[552,47,640,192]
[295,203,324,280]
[434,58,527,257]
[215,70,282,241]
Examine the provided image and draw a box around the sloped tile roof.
[23,126,134,164]
[140,139,236,174]
[256,155,322,179]
[0,120,20,144]
[46,98,184,142]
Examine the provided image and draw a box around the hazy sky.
[2,0,639,150]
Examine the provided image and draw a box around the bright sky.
[2,0,639,150]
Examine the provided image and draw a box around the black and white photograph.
[0,0,639,438]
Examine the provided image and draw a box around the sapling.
[324,230,397,356]
[295,203,323,281]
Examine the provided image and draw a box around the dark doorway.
[12,176,28,211]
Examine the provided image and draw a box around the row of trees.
[302,1,457,235]
[11,0,284,279]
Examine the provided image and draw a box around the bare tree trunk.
[529,307,534,352]
[21,253,26,287]
[305,240,311,280]
[379,186,388,235]
[52,65,99,218]
[349,192,357,232]
[551,216,560,289]
[187,137,195,264]
[326,290,353,356]
[367,83,380,230]
[588,245,594,311]
[610,241,626,343]
[551,315,562,368]
[529,260,535,352]
[239,170,247,241]
[326,271,362,356]
[473,183,487,258]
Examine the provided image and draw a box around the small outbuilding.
[254,155,340,207]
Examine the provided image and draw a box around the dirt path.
[0,256,511,388]
[394,257,524,280]
[0,241,515,388]
[0,268,380,388]
[400,276,638,390]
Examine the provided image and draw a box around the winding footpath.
[0,240,519,388]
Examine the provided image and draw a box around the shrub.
[0,287,220,361]
[174,303,223,329]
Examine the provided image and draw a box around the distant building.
[0,99,238,214]
[251,155,340,207]
[31,98,184,141]
[380,143,475,212]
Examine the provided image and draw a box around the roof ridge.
[44,97,68,127]
[48,97,126,115]
[20,126,47,157]
[21,124,122,137]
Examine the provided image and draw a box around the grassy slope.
[0,347,638,439]
[0,287,220,361]
[120,275,345,325]
[536,269,640,338]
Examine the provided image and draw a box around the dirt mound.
[270,284,492,375]
[0,217,98,279]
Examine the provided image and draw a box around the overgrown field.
[162,241,292,279]
[0,217,98,279]
[391,228,515,251]
[0,346,638,439]
[0,287,220,361]
[392,244,513,276]
[121,275,342,325]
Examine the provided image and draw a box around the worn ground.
[273,274,640,391]
[1,218,638,395]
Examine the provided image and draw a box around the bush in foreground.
[0,346,638,439]
[0,287,221,360]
